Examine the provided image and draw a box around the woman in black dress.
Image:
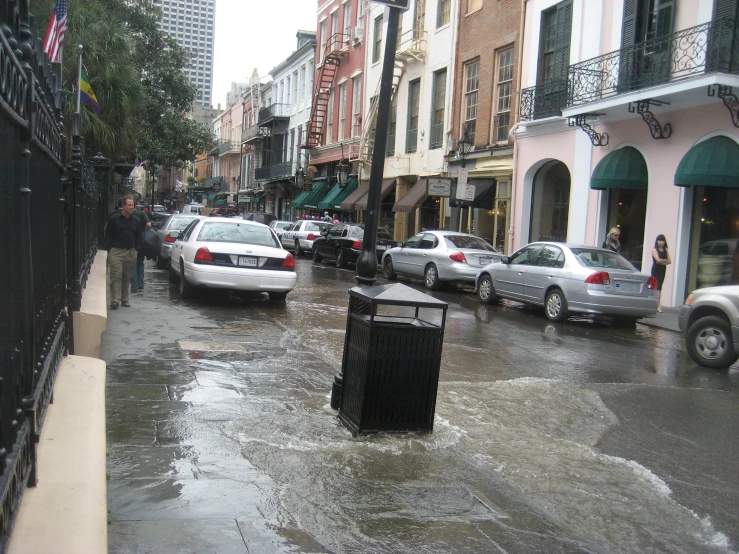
[651,234,671,312]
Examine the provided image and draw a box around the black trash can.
[338,283,448,435]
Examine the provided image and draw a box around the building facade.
[446,0,522,253]
[153,0,215,106]
[513,0,739,307]
[352,0,459,242]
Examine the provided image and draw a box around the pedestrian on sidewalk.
[651,234,671,312]
[105,196,141,310]
[130,206,152,293]
[602,227,622,255]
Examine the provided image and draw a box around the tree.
[33,0,213,165]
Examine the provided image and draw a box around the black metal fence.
[0,2,108,550]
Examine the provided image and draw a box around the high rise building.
[153,0,215,106]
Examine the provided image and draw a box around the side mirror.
[501,256,510,264]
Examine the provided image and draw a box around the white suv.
[181,204,204,215]
[679,285,739,368]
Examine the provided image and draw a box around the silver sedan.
[155,214,207,269]
[475,242,659,322]
[381,231,502,289]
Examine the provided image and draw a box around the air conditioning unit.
[351,27,363,43]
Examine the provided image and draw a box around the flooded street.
[105,258,739,553]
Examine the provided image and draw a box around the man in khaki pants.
[105,197,141,309]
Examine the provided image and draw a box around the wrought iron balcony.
[255,161,296,181]
[242,125,268,143]
[396,29,427,62]
[219,141,240,155]
[519,79,568,122]
[257,103,291,126]
[568,17,739,106]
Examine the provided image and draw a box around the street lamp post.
[455,133,474,232]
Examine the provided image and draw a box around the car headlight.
[685,293,694,306]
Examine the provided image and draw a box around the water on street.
[104,257,739,553]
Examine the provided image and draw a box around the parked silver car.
[280,220,333,255]
[155,214,207,269]
[475,242,659,322]
[678,285,739,369]
[381,231,502,289]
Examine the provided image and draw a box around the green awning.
[291,190,310,208]
[319,177,358,210]
[591,146,647,190]
[297,179,329,210]
[675,136,739,187]
[207,192,218,202]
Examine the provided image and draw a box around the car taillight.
[165,233,177,243]
[281,253,295,269]
[306,233,317,240]
[646,276,658,290]
[449,251,467,263]
[585,271,610,285]
[194,247,214,264]
[352,240,363,248]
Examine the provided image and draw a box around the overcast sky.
[212,0,317,108]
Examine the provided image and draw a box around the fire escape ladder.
[303,37,346,149]
[351,60,405,163]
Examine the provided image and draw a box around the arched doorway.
[530,161,570,242]
[591,146,648,269]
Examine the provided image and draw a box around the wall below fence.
[73,251,108,358]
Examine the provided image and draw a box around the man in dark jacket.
[105,197,141,309]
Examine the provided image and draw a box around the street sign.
[428,178,451,197]
[372,0,409,8]
[456,168,469,200]
[303,178,313,192]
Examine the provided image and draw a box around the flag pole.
[76,44,83,115]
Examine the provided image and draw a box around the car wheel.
[686,315,738,369]
[336,248,348,269]
[383,257,397,280]
[425,264,441,290]
[268,291,288,301]
[312,247,322,263]
[544,288,568,322]
[155,256,168,270]
[179,262,195,299]
[295,239,303,256]
[168,265,179,283]
[477,274,496,304]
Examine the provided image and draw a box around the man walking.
[105,196,141,309]
[130,206,151,293]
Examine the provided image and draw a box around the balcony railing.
[258,103,291,125]
[569,18,739,106]
[242,125,268,143]
[396,29,427,62]
[255,161,296,181]
[219,141,240,155]
[519,79,568,122]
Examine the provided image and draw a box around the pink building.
[513,0,739,307]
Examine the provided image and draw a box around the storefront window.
[688,186,739,291]
[606,189,647,270]
[530,161,570,242]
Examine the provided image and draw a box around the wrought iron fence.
[0,2,107,550]
[568,18,739,106]
[518,79,568,122]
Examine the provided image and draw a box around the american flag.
[42,0,67,63]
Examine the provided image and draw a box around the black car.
[312,224,400,268]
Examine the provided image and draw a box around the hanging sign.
[428,178,451,197]
[303,178,313,192]
[372,0,409,8]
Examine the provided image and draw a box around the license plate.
[376,245,386,251]
[615,281,639,293]
[479,256,492,265]
[238,256,257,267]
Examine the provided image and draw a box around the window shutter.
[621,0,638,48]
[553,0,572,81]
[714,0,739,21]
[655,0,675,38]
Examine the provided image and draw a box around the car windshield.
[347,226,364,238]
[273,222,291,230]
[170,217,198,231]
[305,222,331,232]
[444,235,496,251]
[197,222,279,247]
[572,248,636,270]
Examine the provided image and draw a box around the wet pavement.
[103,257,739,553]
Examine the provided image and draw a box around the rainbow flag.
[80,69,100,114]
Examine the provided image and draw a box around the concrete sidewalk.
[638,306,681,333]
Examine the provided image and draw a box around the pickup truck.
[678,285,739,369]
